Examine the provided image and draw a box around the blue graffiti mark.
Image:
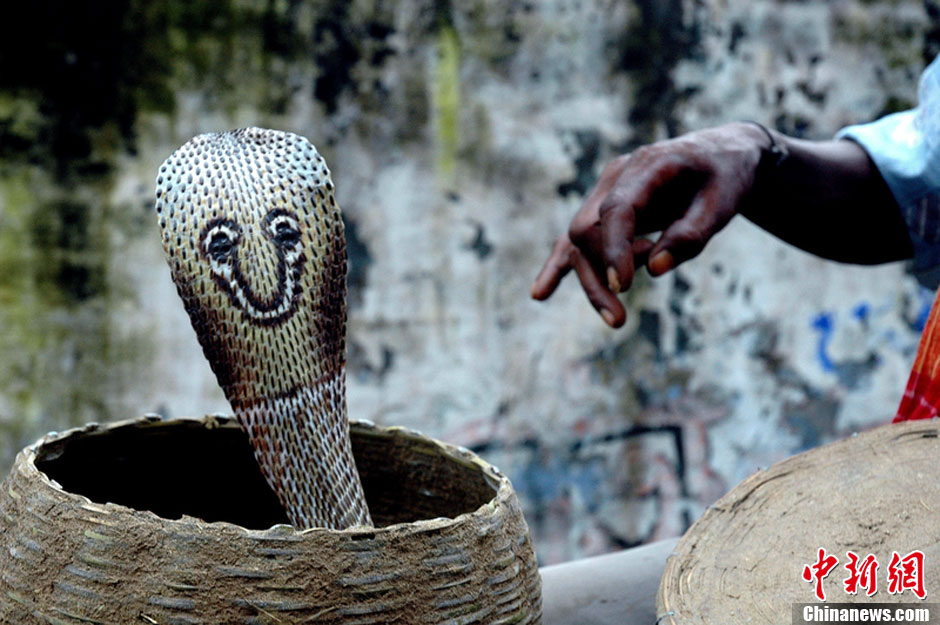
[810,307,881,387]
[811,312,835,373]
[513,453,606,514]
[852,302,870,324]
[666,385,682,401]
[571,463,606,512]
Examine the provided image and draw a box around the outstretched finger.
[598,197,637,293]
[531,235,575,300]
[570,245,626,327]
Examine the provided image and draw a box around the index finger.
[570,245,626,327]
[531,235,575,300]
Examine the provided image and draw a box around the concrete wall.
[0,0,934,564]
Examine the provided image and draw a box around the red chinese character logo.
[887,550,926,599]
[844,551,879,596]
[803,548,839,601]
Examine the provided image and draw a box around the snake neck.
[234,373,372,530]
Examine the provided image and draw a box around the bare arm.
[531,122,913,328]
[742,130,911,263]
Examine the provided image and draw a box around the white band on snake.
[155,127,372,530]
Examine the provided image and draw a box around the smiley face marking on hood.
[199,209,306,326]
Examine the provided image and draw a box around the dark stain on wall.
[342,214,373,310]
[636,309,664,361]
[312,1,397,115]
[30,201,106,304]
[611,0,703,141]
[0,0,319,179]
[927,0,940,61]
[464,221,494,260]
[0,1,176,176]
[348,340,396,384]
[557,130,602,198]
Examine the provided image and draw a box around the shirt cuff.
[838,113,940,288]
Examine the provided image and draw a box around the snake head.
[155,128,347,402]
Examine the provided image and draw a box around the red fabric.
[896,290,940,421]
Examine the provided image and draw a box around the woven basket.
[656,420,940,624]
[0,416,542,624]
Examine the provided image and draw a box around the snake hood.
[155,127,371,530]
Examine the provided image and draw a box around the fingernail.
[607,266,621,293]
[649,250,674,276]
[601,309,616,326]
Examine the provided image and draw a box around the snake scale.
[155,127,372,530]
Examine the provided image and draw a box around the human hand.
[531,122,768,327]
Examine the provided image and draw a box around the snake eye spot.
[208,232,233,258]
[266,211,302,249]
[273,221,301,248]
[202,222,239,262]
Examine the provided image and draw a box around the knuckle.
[637,143,688,175]
[670,223,707,250]
[551,234,570,254]
[633,143,671,166]
[631,144,655,161]
[568,218,595,245]
[567,223,584,244]
[660,150,687,172]
[598,188,632,219]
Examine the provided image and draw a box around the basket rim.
[654,419,940,624]
[18,414,515,538]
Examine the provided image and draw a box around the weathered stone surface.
[0,0,934,564]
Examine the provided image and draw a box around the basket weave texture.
[657,420,940,624]
[0,416,542,625]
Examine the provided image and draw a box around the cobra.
[155,127,372,530]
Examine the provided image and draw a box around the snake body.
[155,127,372,530]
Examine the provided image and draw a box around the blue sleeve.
[837,56,940,287]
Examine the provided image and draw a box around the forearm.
[741,130,913,264]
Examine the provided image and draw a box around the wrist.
[731,121,788,222]
[742,121,789,170]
